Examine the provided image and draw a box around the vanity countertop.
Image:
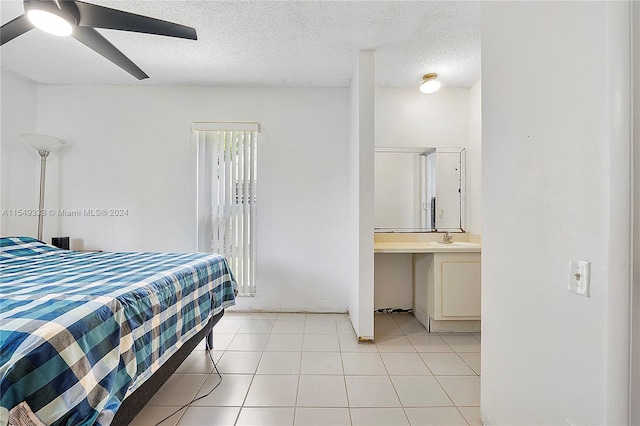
[374,241,481,253]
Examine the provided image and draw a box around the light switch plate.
[568,260,591,297]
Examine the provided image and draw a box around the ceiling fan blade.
[1,14,34,45]
[74,1,197,40]
[72,26,148,80]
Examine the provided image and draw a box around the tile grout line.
[233,341,257,425]
[395,314,481,417]
[292,331,303,424]
[391,314,464,424]
[144,313,480,425]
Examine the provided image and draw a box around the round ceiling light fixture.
[420,73,441,94]
[25,3,77,37]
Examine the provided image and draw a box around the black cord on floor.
[374,308,413,314]
[153,348,223,426]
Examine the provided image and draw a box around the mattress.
[0,237,236,426]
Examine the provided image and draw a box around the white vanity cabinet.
[374,237,481,333]
[413,252,481,332]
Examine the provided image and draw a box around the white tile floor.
[131,313,481,426]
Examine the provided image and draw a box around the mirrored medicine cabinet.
[374,147,465,233]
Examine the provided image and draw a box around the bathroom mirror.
[374,147,465,232]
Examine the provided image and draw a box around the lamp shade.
[419,73,442,94]
[21,133,68,152]
[420,80,441,94]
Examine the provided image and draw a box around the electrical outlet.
[568,260,591,297]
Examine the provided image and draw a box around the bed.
[0,236,237,426]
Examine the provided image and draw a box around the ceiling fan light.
[27,9,73,36]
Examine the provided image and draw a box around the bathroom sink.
[429,241,479,248]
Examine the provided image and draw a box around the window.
[195,122,258,296]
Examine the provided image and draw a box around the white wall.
[481,2,632,425]
[376,87,469,148]
[0,70,39,236]
[16,85,353,313]
[632,3,640,423]
[349,51,375,340]
[466,80,481,235]
[374,253,413,310]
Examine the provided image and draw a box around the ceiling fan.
[0,0,197,79]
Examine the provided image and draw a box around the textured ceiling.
[0,1,480,88]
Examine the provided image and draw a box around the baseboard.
[428,318,481,333]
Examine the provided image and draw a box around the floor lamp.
[21,133,68,241]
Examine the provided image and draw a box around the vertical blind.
[195,122,258,296]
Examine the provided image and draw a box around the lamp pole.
[20,133,68,242]
[36,150,50,241]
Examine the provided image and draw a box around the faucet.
[442,232,453,244]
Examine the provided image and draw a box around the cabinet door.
[441,261,481,317]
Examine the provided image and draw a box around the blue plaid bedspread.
[0,237,236,426]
